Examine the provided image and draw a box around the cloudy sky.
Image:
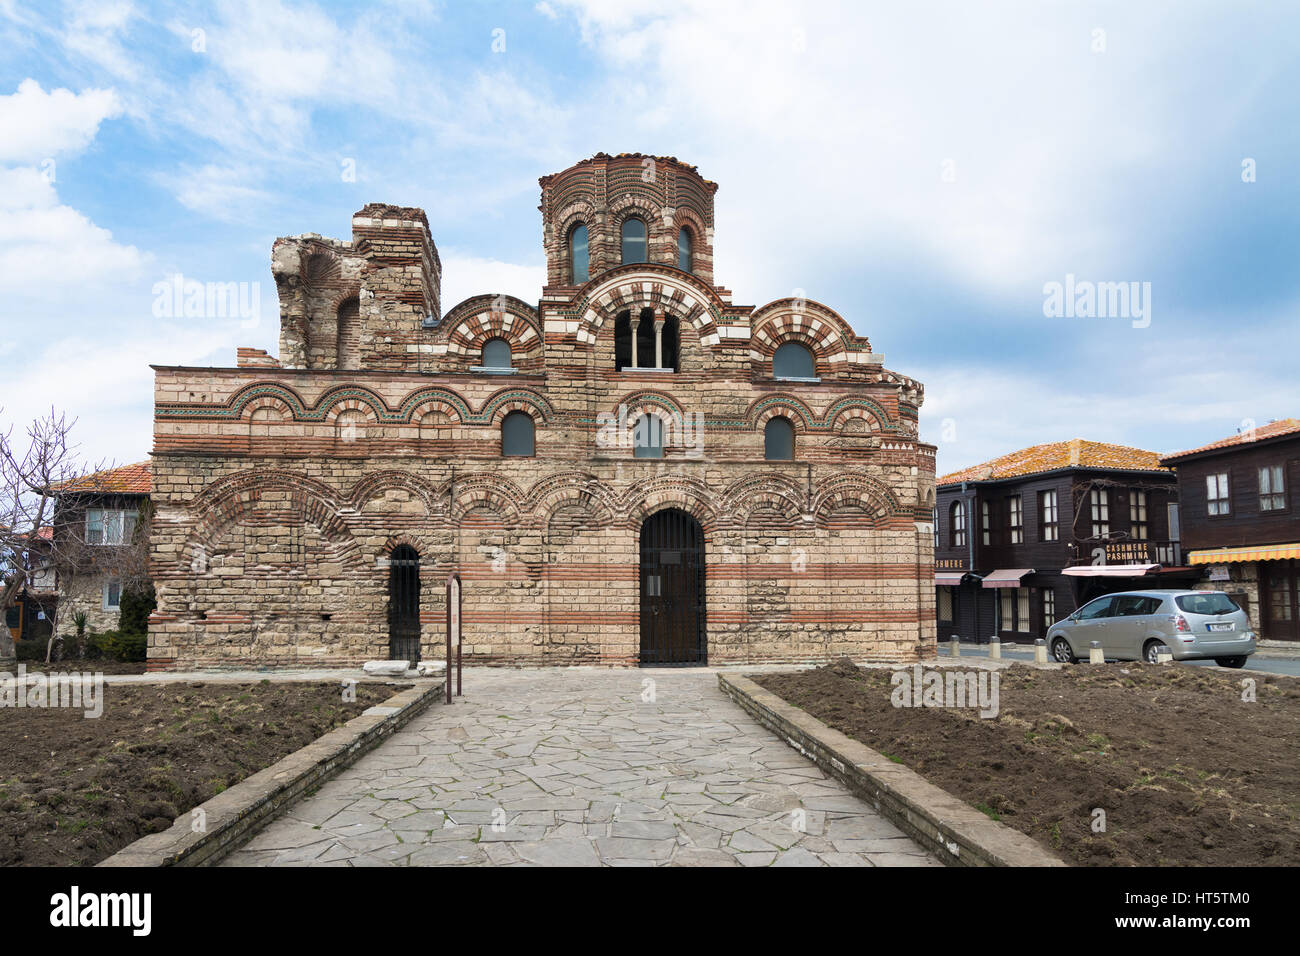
[1,0,1296,476]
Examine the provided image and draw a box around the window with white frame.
[1007,495,1023,544]
[981,500,992,546]
[1130,490,1149,540]
[1259,465,1285,511]
[1042,589,1056,630]
[950,501,966,547]
[1207,472,1230,515]
[932,507,939,550]
[999,586,1031,633]
[1090,488,1110,537]
[1039,489,1058,541]
[85,508,136,545]
[103,578,122,611]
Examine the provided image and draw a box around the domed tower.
[539,153,718,288]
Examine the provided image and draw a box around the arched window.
[615,309,677,371]
[764,417,795,460]
[621,217,647,264]
[502,411,534,456]
[481,337,511,369]
[569,223,589,284]
[632,414,664,459]
[949,501,967,547]
[773,342,815,379]
[677,228,692,272]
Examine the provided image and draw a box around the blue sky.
[1,0,1297,475]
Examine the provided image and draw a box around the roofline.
[1161,428,1300,465]
[936,464,1175,490]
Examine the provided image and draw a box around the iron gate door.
[388,545,421,663]
[639,509,706,665]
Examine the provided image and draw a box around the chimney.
[1068,438,1082,467]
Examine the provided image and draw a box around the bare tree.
[0,407,113,662]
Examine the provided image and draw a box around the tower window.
[502,411,534,456]
[773,342,815,379]
[569,223,589,284]
[764,417,795,460]
[621,217,647,264]
[677,228,692,272]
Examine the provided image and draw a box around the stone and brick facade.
[147,153,936,670]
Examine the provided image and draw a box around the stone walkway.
[223,667,939,867]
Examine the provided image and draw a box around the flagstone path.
[223,667,939,867]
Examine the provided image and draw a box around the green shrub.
[92,630,147,663]
[118,583,156,637]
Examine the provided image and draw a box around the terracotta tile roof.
[1162,418,1300,462]
[54,461,152,495]
[938,439,1168,486]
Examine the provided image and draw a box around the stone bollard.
[988,637,1001,659]
[1034,638,1048,664]
[1156,649,1173,664]
[950,636,961,658]
[1089,640,1105,664]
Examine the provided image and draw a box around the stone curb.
[718,673,1067,868]
[97,679,445,867]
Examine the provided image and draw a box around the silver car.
[1046,589,1256,668]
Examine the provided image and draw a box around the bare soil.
[0,680,404,866]
[13,660,147,675]
[753,660,1300,866]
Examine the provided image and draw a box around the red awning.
[934,573,965,587]
[1061,563,1159,577]
[981,569,1034,588]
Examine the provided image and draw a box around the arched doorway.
[639,509,706,665]
[388,545,421,662]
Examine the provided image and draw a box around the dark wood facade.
[1163,428,1300,641]
[935,467,1188,643]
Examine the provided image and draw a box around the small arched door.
[388,545,421,662]
[639,509,706,665]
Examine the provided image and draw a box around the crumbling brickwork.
[148,154,936,669]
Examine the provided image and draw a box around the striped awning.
[1188,543,1300,565]
[981,568,1034,588]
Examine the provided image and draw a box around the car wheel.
[1215,656,1248,669]
[1143,639,1169,664]
[1050,637,1076,664]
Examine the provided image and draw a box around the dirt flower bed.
[753,660,1300,866]
[0,680,403,866]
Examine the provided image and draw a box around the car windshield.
[1175,592,1240,616]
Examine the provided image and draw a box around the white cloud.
[439,255,547,314]
[0,166,148,289]
[157,164,275,223]
[0,79,122,163]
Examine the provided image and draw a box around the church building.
[146,153,935,669]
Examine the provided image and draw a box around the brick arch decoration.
[444,472,524,525]
[377,534,444,571]
[240,394,295,424]
[400,395,468,429]
[571,263,727,349]
[719,472,808,527]
[668,206,709,266]
[608,193,667,260]
[621,473,720,532]
[743,394,895,434]
[749,298,876,378]
[348,470,445,517]
[524,471,620,525]
[478,387,555,426]
[745,394,816,430]
[811,473,907,528]
[181,469,362,575]
[440,295,543,372]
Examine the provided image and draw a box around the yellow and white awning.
[1188,543,1300,565]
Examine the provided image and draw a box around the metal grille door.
[388,545,421,663]
[640,509,706,665]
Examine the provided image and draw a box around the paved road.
[937,644,1300,676]
[224,667,938,867]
